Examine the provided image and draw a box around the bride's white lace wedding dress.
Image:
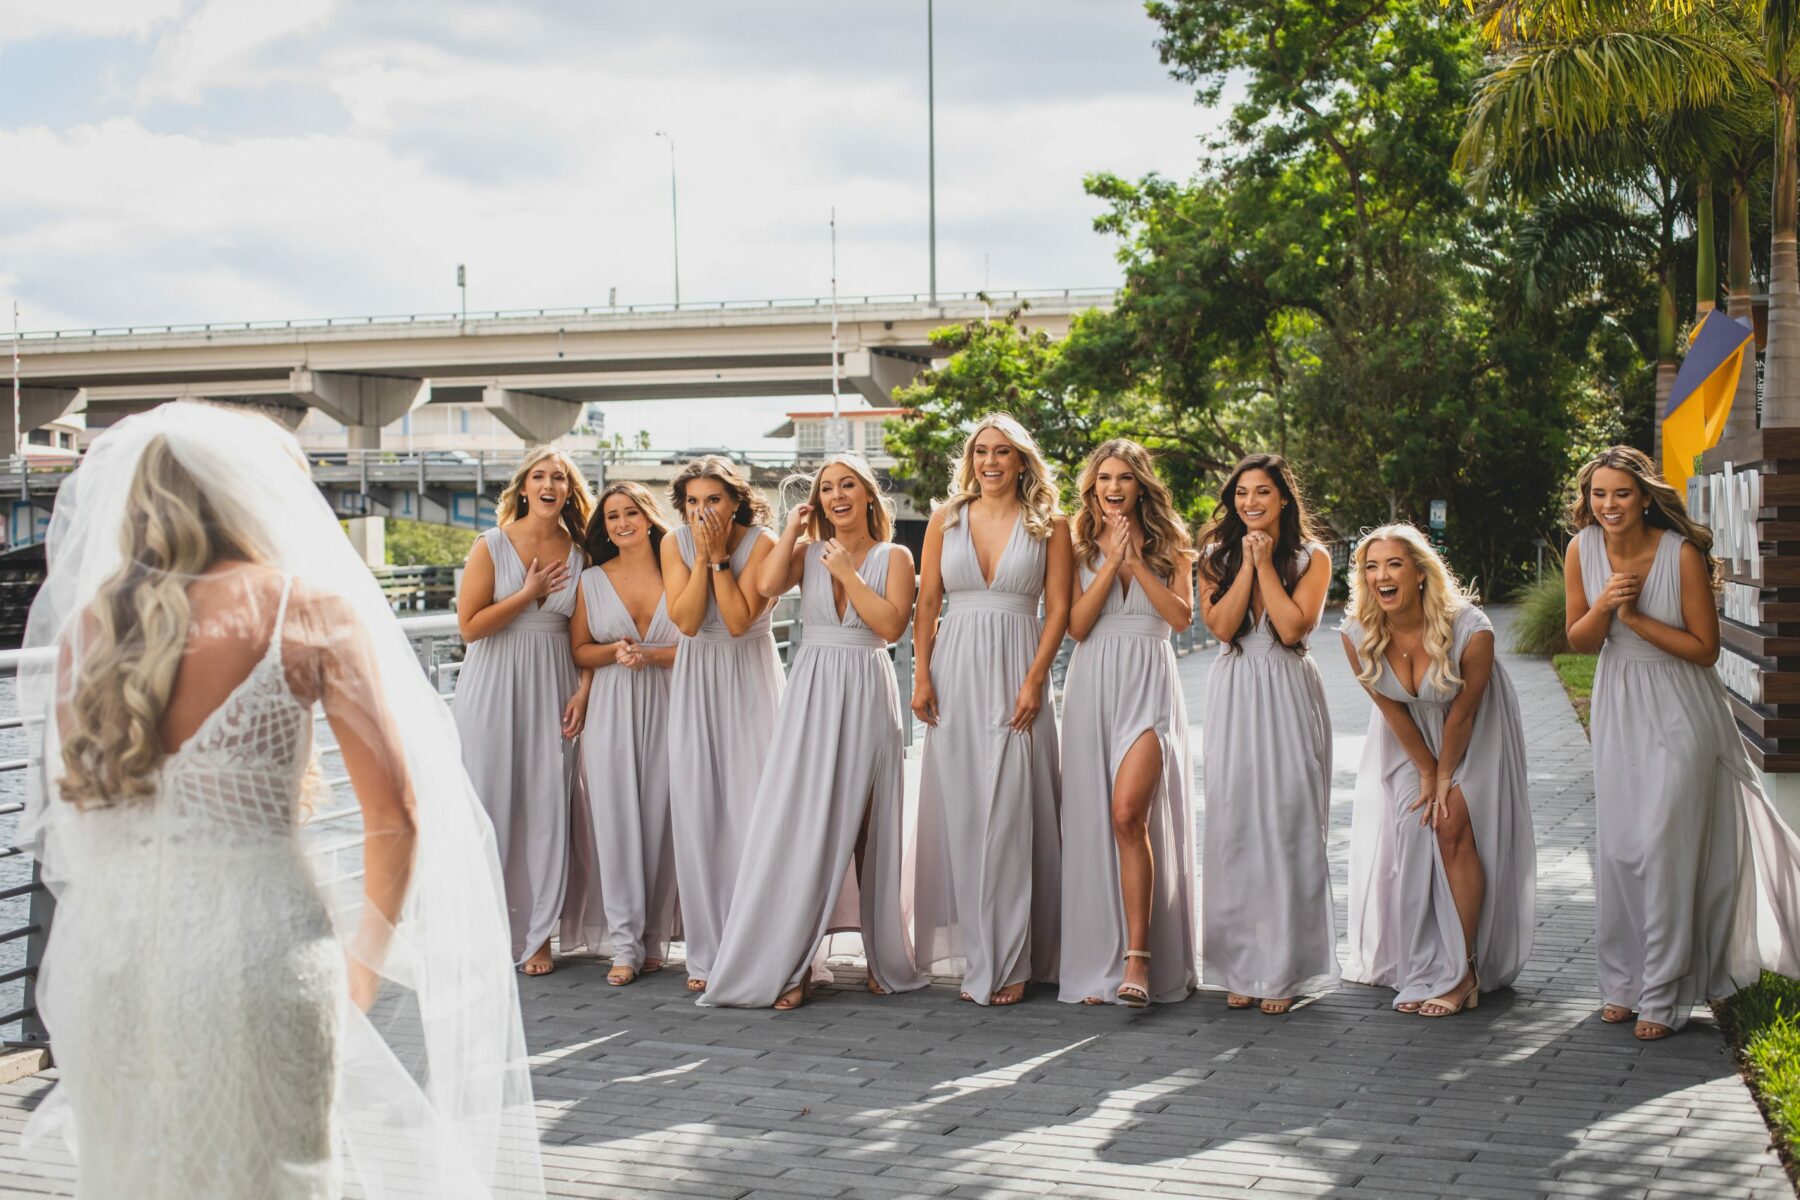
[43,578,345,1198]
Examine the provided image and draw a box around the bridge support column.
[843,350,926,406]
[482,387,580,444]
[289,369,429,450]
[0,387,81,456]
[345,516,386,568]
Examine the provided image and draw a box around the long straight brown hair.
[1195,453,1327,653]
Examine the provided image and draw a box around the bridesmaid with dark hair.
[563,481,682,987]
[701,454,926,1010]
[1059,439,1199,1007]
[1566,446,1800,1039]
[1196,453,1337,1014]
[662,455,783,993]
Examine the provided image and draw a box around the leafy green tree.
[385,519,477,566]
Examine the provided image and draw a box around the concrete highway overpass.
[8,288,1114,450]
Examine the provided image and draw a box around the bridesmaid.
[1566,446,1800,1039]
[563,481,682,987]
[454,446,594,974]
[1340,524,1536,1015]
[1059,440,1199,1007]
[701,454,928,1010]
[661,454,783,993]
[911,413,1072,1007]
[1198,454,1337,1014]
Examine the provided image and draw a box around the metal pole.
[456,264,466,325]
[831,209,840,420]
[656,131,681,306]
[927,0,937,305]
[11,301,20,463]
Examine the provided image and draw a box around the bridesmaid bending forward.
[455,447,593,974]
[1059,440,1198,1007]
[563,482,682,987]
[662,455,783,992]
[702,455,928,1010]
[911,413,1071,1006]
[1198,454,1337,1014]
[1566,447,1800,1039]
[1340,524,1536,1015]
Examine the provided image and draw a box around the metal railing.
[16,288,1119,344]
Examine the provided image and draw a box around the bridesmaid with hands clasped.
[1565,446,1800,1039]
[661,456,783,993]
[562,482,682,988]
[701,454,927,1010]
[455,447,593,975]
[1340,524,1535,1016]
[1058,440,1199,1007]
[911,413,1072,1007]
[1197,454,1337,1014]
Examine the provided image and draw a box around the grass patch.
[1550,652,1595,730]
[1719,972,1800,1181]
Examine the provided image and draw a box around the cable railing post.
[17,864,51,1046]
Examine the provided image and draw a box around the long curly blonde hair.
[790,453,894,543]
[498,446,594,546]
[937,413,1061,539]
[59,435,268,807]
[1073,439,1194,582]
[1568,445,1722,590]
[1346,523,1477,695]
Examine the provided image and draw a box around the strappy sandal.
[1117,950,1151,1009]
[990,982,1026,1006]
[520,946,556,977]
[1634,1020,1672,1041]
[1396,1001,1423,1013]
[1600,1004,1634,1024]
[607,964,637,987]
[866,978,890,997]
[1419,961,1479,1018]
[641,958,665,975]
[1259,997,1294,1015]
[774,977,813,1011]
[1226,993,1255,1010]
[686,978,706,993]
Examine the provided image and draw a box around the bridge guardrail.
[0,575,1213,1048]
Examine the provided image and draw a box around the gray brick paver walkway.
[0,608,1787,1198]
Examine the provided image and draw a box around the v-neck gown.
[1201,545,1338,1001]
[1057,560,1198,1005]
[454,526,582,965]
[701,542,928,1007]
[1576,524,1800,1029]
[562,564,682,972]
[912,513,1063,1003]
[1341,604,1536,1006]
[666,524,784,982]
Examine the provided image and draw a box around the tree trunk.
[1764,87,1800,427]
[1655,269,1677,463]
[1727,174,1759,435]
[1696,179,1716,316]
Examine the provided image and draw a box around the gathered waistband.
[1601,637,1677,664]
[507,610,572,634]
[800,625,886,650]
[1088,614,1171,641]
[944,591,1039,618]
[688,618,773,644]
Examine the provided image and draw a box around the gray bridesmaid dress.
[1202,545,1338,1001]
[1341,604,1536,1006]
[1057,560,1197,1005]
[667,524,784,983]
[1575,524,1800,1029]
[912,512,1063,1003]
[453,526,582,965]
[561,564,682,972]
[700,542,928,1007]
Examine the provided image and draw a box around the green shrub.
[1720,973,1800,1166]
[387,520,477,567]
[1510,569,1570,656]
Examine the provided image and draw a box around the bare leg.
[1420,786,1484,1016]
[853,792,888,996]
[1112,730,1163,1001]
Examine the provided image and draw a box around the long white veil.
[14,403,544,1198]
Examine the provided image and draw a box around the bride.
[15,403,544,1198]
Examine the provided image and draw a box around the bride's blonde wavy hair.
[1073,438,1194,582]
[937,413,1061,540]
[1346,523,1477,695]
[60,435,268,807]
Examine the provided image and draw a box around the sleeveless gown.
[45,579,343,1199]
[1341,605,1537,1006]
[1201,545,1338,1000]
[454,526,582,964]
[1057,560,1197,1004]
[1576,524,1800,1028]
[562,564,682,972]
[912,512,1063,1002]
[667,524,784,982]
[702,542,927,1006]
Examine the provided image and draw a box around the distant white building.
[292,402,603,454]
[764,407,904,466]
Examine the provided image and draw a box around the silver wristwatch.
[709,559,731,572]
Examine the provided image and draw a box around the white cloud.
[0,0,184,47]
[138,0,337,103]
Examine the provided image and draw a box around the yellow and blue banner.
[1663,310,1753,489]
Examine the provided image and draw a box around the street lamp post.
[654,131,682,307]
[927,0,937,305]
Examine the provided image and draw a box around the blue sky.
[0,1,1222,446]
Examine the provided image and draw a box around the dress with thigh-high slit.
[1057,560,1197,1004]
[701,542,926,1007]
